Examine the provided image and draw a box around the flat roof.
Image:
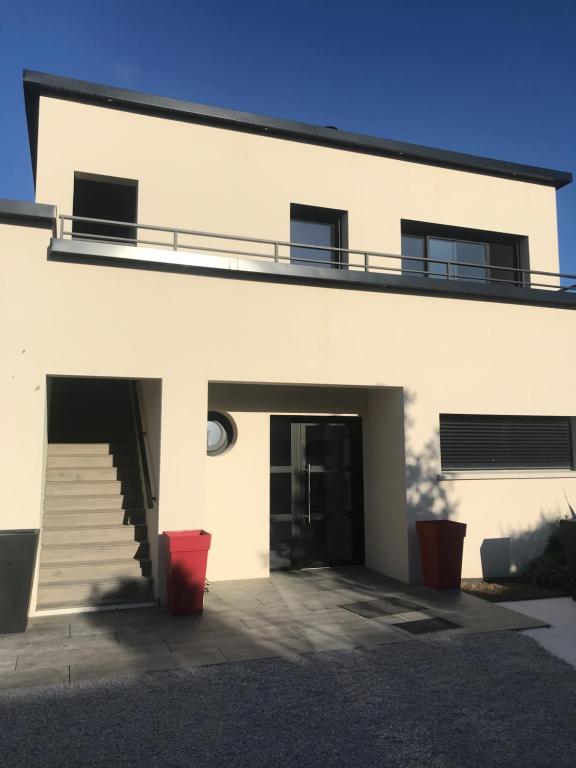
[23,69,572,189]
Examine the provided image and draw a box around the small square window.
[290,204,348,269]
[72,173,138,244]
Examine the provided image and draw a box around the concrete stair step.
[42,525,147,546]
[42,431,149,610]
[47,454,139,470]
[45,481,122,497]
[46,468,118,482]
[43,509,146,527]
[47,454,114,468]
[36,577,153,609]
[41,541,149,564]
[45,494,142,511]
[48,444,111,456]
[40,558,151,583]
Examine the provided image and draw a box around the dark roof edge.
[0,198,56,230]
[23,69,572,190]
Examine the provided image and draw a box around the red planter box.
[416,520,466,590]
[163,530,212,616]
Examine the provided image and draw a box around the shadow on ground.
[2,630,576,768]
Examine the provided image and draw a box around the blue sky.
[1,0,576,271]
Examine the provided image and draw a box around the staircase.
[37,442,153,610]
[36,377,159,610]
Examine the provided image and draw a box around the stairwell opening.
[38,376,161,613]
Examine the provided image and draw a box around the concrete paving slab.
[0,567,550,691]
[296,627,359,651]
[168,647,228,667]
[166,630,254,651]
[0,624,71,649]
[17,642,172,670]
[69,622,124,637]
[217,632,316,662]
[0,665,69,690]
[8,633,119,657]
[0,656,17,671]
[501,597,576,669]
[70,655,179,682]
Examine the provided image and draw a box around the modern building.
[1,70,575,616]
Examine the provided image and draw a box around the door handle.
[305,463,311,524]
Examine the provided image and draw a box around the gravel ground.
[1,631,575,768]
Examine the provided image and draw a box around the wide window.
[290,204,347,268]
[401,221,525,285]
[72,172,138,244]
[439,414,574,471]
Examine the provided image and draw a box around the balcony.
[48,215,576,309]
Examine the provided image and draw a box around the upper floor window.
[401,221,527,285]
[72,173,138,244]
[290,204,348,268]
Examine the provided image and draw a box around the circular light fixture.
[207,411,235,456]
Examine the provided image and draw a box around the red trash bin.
[163,530,212,616]
[416,520,466,590]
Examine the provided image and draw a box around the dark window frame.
[401,220,529,286]
[439,414,574,472]
[290,203,349,269]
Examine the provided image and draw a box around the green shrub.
[521,520,570,591]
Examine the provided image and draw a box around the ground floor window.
[439,414,574,471]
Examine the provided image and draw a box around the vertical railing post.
[364,253,369,272]
[274,242,279,263]
[173,230,178,251]
[59,216,64,239]
[445,262,451,280]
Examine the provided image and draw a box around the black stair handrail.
[129,381,156,510]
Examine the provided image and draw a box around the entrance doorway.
[270,416,364,570]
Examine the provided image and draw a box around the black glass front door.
[270,417,364,570]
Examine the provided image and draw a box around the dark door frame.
[270,415,365,570]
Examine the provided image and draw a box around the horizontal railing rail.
[57,214,576,292]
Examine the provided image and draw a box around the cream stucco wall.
[2,214,576,598]
[1,95,573,606]
[34,96,561,276]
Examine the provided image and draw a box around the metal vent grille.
[439,414,573,471]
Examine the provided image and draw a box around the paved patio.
[0,567,546,691]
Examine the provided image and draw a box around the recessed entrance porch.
[206,383,411,584]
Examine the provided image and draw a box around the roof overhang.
[23,69,572,190]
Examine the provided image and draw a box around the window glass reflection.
[401,235,425,276]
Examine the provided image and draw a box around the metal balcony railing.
[57,215,576,293]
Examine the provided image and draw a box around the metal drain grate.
[340,596,427,618]
[393,617,462,634]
